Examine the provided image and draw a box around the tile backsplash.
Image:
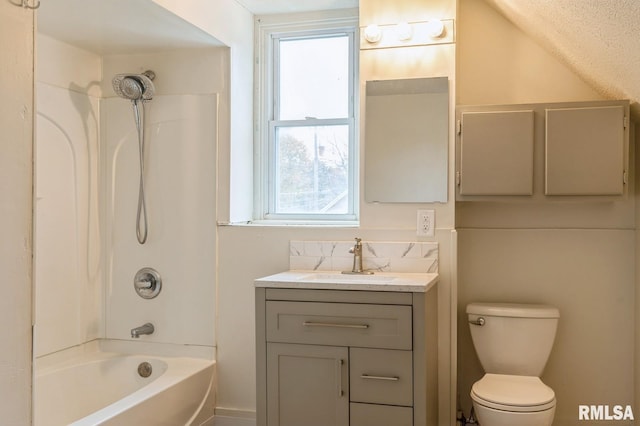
[290,240,438,273]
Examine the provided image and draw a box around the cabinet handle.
[337,359,345,397]
[303,321,369,329]
[360,374,399,381]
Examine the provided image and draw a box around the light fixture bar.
[360,19,455,50]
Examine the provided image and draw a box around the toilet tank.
[467,303,560,376]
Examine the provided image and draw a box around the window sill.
[218,220,359,228]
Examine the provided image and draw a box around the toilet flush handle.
[469,317,485,326]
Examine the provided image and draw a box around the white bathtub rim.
[68,357,215,426]
[35,339,216,426]
[35,338,215,372]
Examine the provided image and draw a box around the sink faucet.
[343,237,374,275]
[131,323,154,338]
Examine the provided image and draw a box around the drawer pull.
[360,374,400,381]
[303,321,369,330]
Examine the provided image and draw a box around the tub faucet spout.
[131,322,154,338]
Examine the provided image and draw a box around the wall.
[0,2,34,424]
[34,35,103,358]
[151,0,254,223]
[456,1,634,425]
[359,0,457,423]
[215,1,458,425]
[635,123,640,421]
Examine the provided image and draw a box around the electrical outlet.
[417,209,435,237]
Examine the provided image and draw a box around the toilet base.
[472,401,555,426]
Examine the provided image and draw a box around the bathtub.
[34,340,216,426]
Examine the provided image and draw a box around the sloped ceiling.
[484,0,640,120]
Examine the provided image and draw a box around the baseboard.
[212,408,256,426]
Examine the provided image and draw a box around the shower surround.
[35,33,222,356]
[34,33,224,424]
[103,91,217,345]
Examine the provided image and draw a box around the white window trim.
[254,10,359,224]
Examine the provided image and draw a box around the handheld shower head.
[112,71,155,101]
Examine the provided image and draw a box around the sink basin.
[297,272,398,283]
[255,270,439,293]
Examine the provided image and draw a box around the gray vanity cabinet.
[255,288,438,426]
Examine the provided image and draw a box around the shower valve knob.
[134,268,162,299]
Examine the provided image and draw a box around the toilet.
[467,303,560,426]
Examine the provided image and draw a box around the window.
[256,13,358,222]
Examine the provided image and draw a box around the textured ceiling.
[484,0,640,119]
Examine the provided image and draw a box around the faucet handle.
[135,277,153,290]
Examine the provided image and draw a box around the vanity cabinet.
[255,287,438,426]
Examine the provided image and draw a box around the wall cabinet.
[256,288,438,426]
[456,100,630,200]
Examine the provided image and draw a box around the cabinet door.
[458,110,534,195]
[267,343,349,426]
[545,105,626,195]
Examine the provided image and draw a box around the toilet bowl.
[470,373,555,426]
[466,303,560,426]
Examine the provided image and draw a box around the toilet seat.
[471,374,556,413]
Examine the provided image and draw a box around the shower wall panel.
[103,94,217,346]
[35,82,103,357]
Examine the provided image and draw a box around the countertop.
[254,270,438,293]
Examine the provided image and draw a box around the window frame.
[255,12,359,223]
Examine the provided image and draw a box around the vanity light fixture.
[360,19,454,50]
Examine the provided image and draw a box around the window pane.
[275,125,349,214]
[278,35,349,120]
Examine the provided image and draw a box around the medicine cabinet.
[365,77,449,203]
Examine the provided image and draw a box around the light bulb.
[395,22,413,41]
[425,20,445,38]
[364,24,382,43]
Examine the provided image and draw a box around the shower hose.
[132,99,148,244]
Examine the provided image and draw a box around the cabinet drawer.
[350,348,413,406]
[266,301,412,350]
[350,403,413,426]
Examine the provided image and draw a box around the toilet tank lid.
[467,303,559,318]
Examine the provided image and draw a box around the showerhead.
[112,71,155,101]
